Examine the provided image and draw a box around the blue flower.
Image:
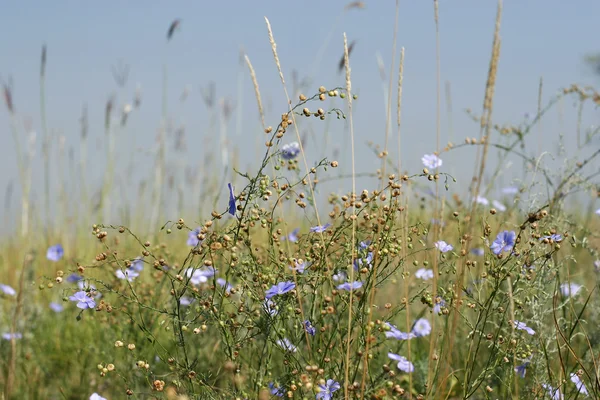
[433,297,446,314]
[412,318,432,337]
[502,186,519,195]
[179,296,194,306]
[415,268,434,280]
[474,195,489,206]
[310,223,331,233]
[513,320,535,335]
[185,267,216,285]
[492,200,506,212]
[421,154,442,169]
[595,208,600,216]
[50,302,64,313]
[130,257,144,271]
[388,353,414,373]
[514,362,529,378]
[336,281,363,291]
[540,234,562,242]
[90,394,107,400]
[263,299,278,316]
[316,379,341,400]
[276,338,297,352]
[227,183,236,216]
[265,281,295,299]
[69,291,96,309]
[560,282,582,298]
[570,373,589,396]
[282,228,299,243]
[332,271,347,282]
[290,260,308,274]
[187,227,201,246]
[2,332,22,340]
[490,230,516,255]
[268,382,285,397]
[384,323,415,340]
[66,273,83,284]
[216,278,233,293]
[0,284,16,296]
[47,245,64,262]
[541,383,563,400]
[304,320,316,336]
[471,248,484,256]
[434,240,453,253]
[116,268,139,281]
[281,141,301,160]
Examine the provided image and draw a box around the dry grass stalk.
[244,55,265,129]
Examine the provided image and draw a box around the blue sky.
[0,1,599,230]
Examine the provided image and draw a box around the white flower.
[415,268,434,280]
[421,154,442,169]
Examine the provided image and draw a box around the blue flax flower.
[265,281,295,299]
[415,268,434,280]
[268,382,284,397]
[316,379,340,400]
[90,394,107,400]
[47,244,64,261]
[281,142,300,160]
[310,223,331,233]
[50,302,64,313]
[2,332,22,340]
[187,227,201,246]
[421,154,442,169]
[541,384,563,400]
[0,284,16,296]
[227,183,236,216]
[282,228,299,243]
[513,320,535,335]
[490,230,516,255]
[388,353,414,373]
[276,338,297,352]
[384,323,415,340]
[514,362,529,378]
[304,320,316,336]
[336,281,363,291]
[570,373,589,396]
[434,240,453,253]
[412,318,432,337]
[69,291,96,309]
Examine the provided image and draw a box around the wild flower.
[187,228,201,246]
[540,234,562,242]
[412,318,432,337]
[263,299,278,316]
[384,323,415,340]
[332,271,347,282]
[415,268,434,280]
[316,379,341,400]
[336,281,363,291]
[422,154,442,169]
[66,273,83,284]
[216,278,233,293]
[179,297,194,306]
[49,302,64,313]
[276,338,297,352]
[89,394,107,400]
[513,320,535,335]
[185,267,215,285]
[116,268,139,281]
[595,260,600,271]
[596,208,600,216]
[502,186,519,195]
[514,361,529,378]
[69,291,96,309]
[310,223,331,233]
[281,141,300,160]
[46,244,64,261]
[268,382,285,397]
[570,373,589,396]
[227,183,236,216]
[388,353,414,373]
[492,200,506,212]
[433,297,446,314]
[560,282,582,298]
[282,228,299,243]
[475,195,489,205]
[354,251,373,270]
[2,333,22,340]
[471,248,484,256]
[130,257,144,271]
[0,283,16,296]
[290,260,308,274]
[304,320,316,336]
[434,240,453,253]
[490,230,516,255]
[541,383,563,400]
[265,281,295,299]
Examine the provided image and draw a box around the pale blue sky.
[1,1,599,232]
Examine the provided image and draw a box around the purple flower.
[90,394,107,400]
[384,323,415,340]
[492,200,506,212]
[570,373,589,396]
[69,291,96,309]
[502,186,519,195]
[227,183,236,216]
[216,278,233,293]
[540,234,562,242]
[513,320,535,335]
[514,362,529,378]
[116,268,139,281]
[434,240,453,253]
[310,223,331,233]
[332,271,347,282]
[337,281,363,291]
[415,268,434,280]
[263,299,278,316]
[560,282,582,298]
[412,318,432,337]
[304,320,316,336]
[474,195,489,206]
[185,267,216,285]
[282,228,299,243]
[47,245,64,262]
[187,227,201,246]
[490,230,516,255]
[276,338,297,352]
[471,248,484,256]
[354,251,373,270]
[290,260,308,274]
[268,382,285,397]
[316,379,341,400]
[541,384,563,400]
[130,257,144,271]
[2,332,22,340]
[66,273,83,284]
[50,302,64,313]
[388,353,414,373]
[179,296,194,306]
[0,284,16,296]
[281,141,301,160]
[421,154,442,169]
[433,298,446,314]
[265,281,295,299]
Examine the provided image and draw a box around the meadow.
[2,2,600,399]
